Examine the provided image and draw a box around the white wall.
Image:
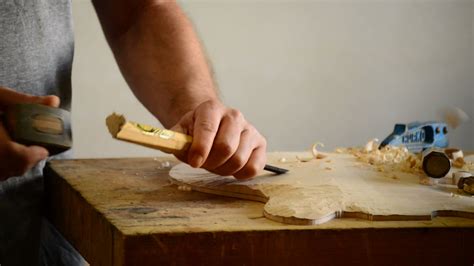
[71,0,474,158]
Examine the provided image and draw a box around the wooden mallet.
[3,103,72,155]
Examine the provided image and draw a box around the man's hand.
[0,86,60,181]
[171,100,267,180]
[92,2,266,178]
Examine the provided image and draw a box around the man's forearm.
[93,1,218,128]
[93,0,267,179]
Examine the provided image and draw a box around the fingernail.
[190,155,204,168]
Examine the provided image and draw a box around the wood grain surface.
[169,152,474,225]
[44,157,474,266]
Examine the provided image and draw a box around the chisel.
[106,113,288,175]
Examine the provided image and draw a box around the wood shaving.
[278,157,287,163]
[161,161,171,168]
[316,153,327,159]
[445,148,467,168]
[364,138,379,153]
[453,158,465,168]
[451,149,464,160]
[311,142,325,159]
[296,142,327,162]
[296,155,313,162]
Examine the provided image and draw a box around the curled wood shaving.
[445,148,467,168]
[311,142,326,159]
[451,149,464,160]
[296,142,327,162]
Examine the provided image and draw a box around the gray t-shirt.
[0,0,73,108]
[0,1,74,265]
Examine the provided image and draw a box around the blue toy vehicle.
[379,121,449,153]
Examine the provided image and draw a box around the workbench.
[44,157,474,266]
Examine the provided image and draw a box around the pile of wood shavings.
[338,140,424,176]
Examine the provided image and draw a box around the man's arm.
[92,0,267,179]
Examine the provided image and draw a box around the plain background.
[71,0,473,158]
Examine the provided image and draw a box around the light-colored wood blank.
[169,152,474,225]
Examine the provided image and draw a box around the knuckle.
[226,109,243,121]
[197,120,218,134]
[245,166,258,177]
[214,142,234,157]
[246,125,256,135]
[201,100,220,111]
[230,155,246,169]
[190,146,207,159]
[246,164,259,177]
[235,163,260,180]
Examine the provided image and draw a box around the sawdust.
[342,144,423,176]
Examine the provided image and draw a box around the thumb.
[24,145,50,165]
[38,95,60,108]
[0,86,60,110]
[169,112,194,163]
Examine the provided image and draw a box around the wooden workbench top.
[44,157,474,266]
